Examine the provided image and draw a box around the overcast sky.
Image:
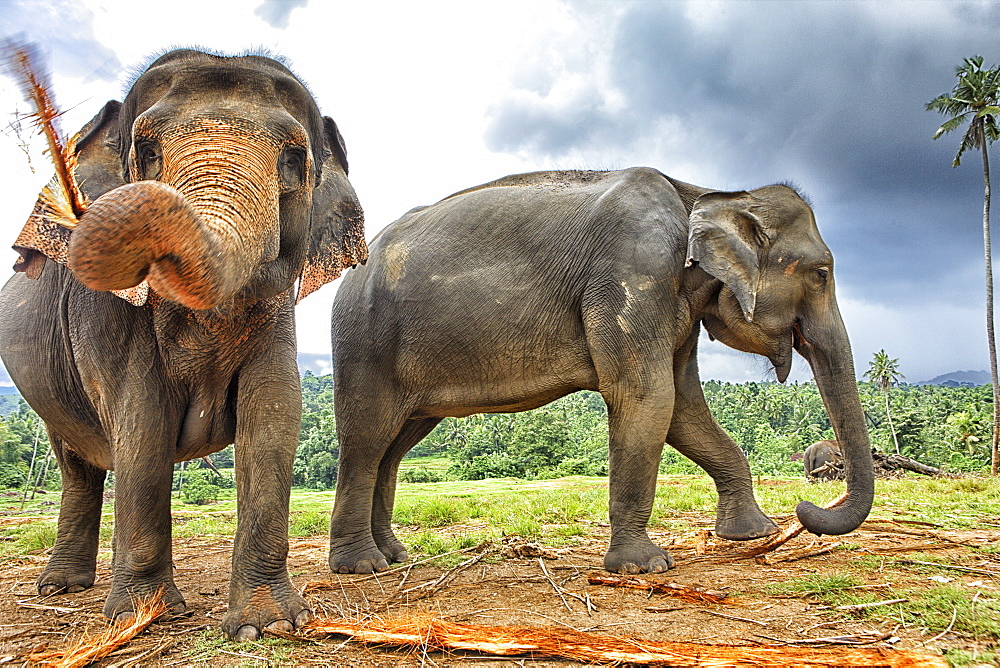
[0,0,998,383]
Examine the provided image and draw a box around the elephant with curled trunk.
[328,167,873,575]
[0,49,366,639]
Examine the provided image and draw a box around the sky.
[0,0,998,384]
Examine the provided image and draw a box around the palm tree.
[927,55,1000,475]
[865,350,905,454]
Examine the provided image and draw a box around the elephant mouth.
[768,321,802,384]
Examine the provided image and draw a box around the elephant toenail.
[295,609,314,628]
[235,625,259,641]
[265,620,293,634]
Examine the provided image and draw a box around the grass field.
[2,473,999,666]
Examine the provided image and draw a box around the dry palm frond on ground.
[304,613,948,667]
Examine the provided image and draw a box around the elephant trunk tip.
[794,493,872,536]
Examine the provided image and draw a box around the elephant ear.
[685,190,767,322]
[297,116,367,303]
[12,100,125,278]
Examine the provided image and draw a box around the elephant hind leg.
[328,403,409,575]
[371,417,442,564]
[38,433,106,595]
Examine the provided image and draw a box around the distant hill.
[917,370,991,387]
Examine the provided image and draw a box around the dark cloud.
[255,0,308,29]
[484,1,999,308]
[0,0,120,82]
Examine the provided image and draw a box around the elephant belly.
[176,394,237,462]
[406,353,599,418]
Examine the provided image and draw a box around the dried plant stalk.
[741,490,850,558]
[23,590,167,668]
[586,573,729,604]
[1,39,87,228]
[304,614,947,667]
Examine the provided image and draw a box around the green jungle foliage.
[0,375,995,494]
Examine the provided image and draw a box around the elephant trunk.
[794,301,875,535]
[68,122,280,310]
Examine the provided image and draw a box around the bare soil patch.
[2,513,997,666]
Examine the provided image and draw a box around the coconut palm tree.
[865,350,905,454]
[927,55,1000,474]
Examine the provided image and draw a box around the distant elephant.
[0,49,366,640]
[328,168,874,575]
[804,439,843,480]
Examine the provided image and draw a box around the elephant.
[804,439,844,480]
[0,49,366,639]
[327,167,874,575]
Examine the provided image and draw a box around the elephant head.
[13,49,366,309]
[685,185,874,536]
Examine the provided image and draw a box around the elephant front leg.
[604,386,675,574]
[223,356,311,641]
[38,436,106,595]
[105,424,185,620]
[669,333,778,540]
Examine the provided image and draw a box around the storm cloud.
[485,1,1000,316]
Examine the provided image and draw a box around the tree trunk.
[883,390,900,455]
[982,141,999,476]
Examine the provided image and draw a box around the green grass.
[4,474,1000,559]
[182,629,296,666]
[766,574,1000,639]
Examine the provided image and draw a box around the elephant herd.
[0,50,874,639]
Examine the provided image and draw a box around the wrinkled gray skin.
[329,168,874,575]
[0,50,364,639]
[804,439,843,480]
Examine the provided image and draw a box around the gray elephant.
[328,168,874,575]
[804,439,844,480]
[0,49,366,639]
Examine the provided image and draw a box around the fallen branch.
[23,589,167,668]
[741,491,850,558]
[699,609,769,627]
[896,559,1000,577]
[757,632,892,646]
[392,547,493,601]
[302,542,489,593]
[832,598,909,612]
[772,541,843,563]
[303,614,947,666]
[586,573,728,604]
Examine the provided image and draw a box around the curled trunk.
[794,303,875,535]
[68,118,281,310]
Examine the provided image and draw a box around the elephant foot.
[714,491,779,541]
[604,534,675,574]
[37,564,96,595]
[328,540,390,574]
[373,529,409,565]
[103,578,186,622]
[222,581,313,641]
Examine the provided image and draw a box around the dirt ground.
[1,513,998,666]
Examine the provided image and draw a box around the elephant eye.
[135,140,161,181]
[815,267,830,283]
[279,146,307,191]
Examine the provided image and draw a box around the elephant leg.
[669,331,778,540]
[371,417,442,563]
[603,378,675,574]
[223,345,311,641]
[328,400,408,575]
[104,419,185,621]
[37,433,106,595]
